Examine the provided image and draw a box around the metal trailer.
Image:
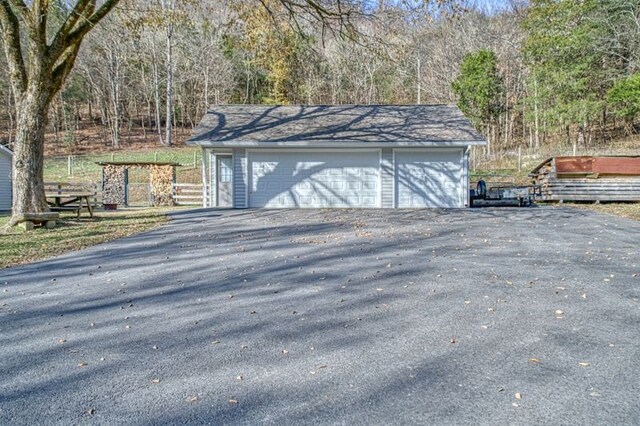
[470,176,541,207]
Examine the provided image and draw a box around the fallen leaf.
[212,340,220,345]
[450,337,457,344]
[188,396,199,403]
[578,362,590,367]
[58,339,67,344]
[86,408,96,416]
[281,349,289,355]
[515,393,522,400]
[555,310,564,315]
[228,399,239,405]
[528,358,541,364]
[236,375,243,381]
[78,362,88,367]
[151,379,160,384]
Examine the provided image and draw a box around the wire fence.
[44,149,203,184]
[471,143,639,178]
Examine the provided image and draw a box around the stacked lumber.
[149,165,175,206]
[530,156,640,202]
[102,165,126,205]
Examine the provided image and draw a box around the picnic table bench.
[45,182,97,218]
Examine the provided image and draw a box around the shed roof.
[96,161,181,167]
[531,156,640,176]
[0,144,13,157]
[189,104,485,147]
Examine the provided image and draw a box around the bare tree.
[0,0,120,225]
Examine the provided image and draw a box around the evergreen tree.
[451,49,503,135]
[608,73,640,127]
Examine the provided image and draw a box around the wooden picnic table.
[46,191,94,218]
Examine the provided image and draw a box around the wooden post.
[518,147,522,172]
[124,168,129,207]
[67,155,73,177]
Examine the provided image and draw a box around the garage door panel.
[249,151,380,208]
[396,150,462,208]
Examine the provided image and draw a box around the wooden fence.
[173,183,209,206]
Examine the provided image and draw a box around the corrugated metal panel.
[0,153,12,211]
[381,148,394,208]
[555,156,640,175]
[233,148,247,208]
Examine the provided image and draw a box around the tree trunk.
[165,15,174,147]
[150,35,164,145]
[11,94,51,223]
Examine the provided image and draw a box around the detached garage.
[189,105,485,208]
[0,144,12,212]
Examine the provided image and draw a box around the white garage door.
[249,150,380,208]
[396,150,463,208]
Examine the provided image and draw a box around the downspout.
[200,148,207,207]
[464,145,471,207]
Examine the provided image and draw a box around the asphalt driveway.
[1,207,639,425]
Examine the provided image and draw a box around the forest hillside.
[0,0,638,160]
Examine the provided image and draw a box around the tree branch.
[48,42,83,104]
[47,0,96,62]
[65,0,120,45]
[32,0,49,46]
[0,0,27,97]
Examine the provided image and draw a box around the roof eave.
[0,145,13,157]
[187,139,487,148]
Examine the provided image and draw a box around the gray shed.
[189,105,486,208]
[0,145,12,212]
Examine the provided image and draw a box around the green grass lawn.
[562,202,640,221]
[0,208,179,268]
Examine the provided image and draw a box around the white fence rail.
[173,183,209,206]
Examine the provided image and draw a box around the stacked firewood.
[102,165,126,205]
[150,164,175,206]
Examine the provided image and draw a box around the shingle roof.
[189,105,485,145]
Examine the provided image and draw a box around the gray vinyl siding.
[381,148,394,208]
[0,152,11,211]
[233,148,247,208]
